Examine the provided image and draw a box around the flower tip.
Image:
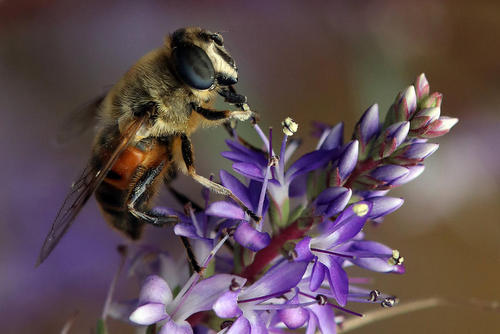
[357,104,380,144]
[129,303,168,326]
[398,86,417,120]
[338,140,359,181]
[415,73,430,99]
[282,117,298,136]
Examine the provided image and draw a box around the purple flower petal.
[226,316,251,334]
[390,164,425,186]
[316,187,352,217]
[221,150,252,163]
[326,257,348,306]
[289,173,308,197]
[355,189,390,199]
[173,274,246,322]
[220,170,252,209]
[278,293,309,329]
[319,122,344,150]
[139,275,172,305]
[129,302,168,325]
[337,140,358,181]
[386,121,410,148]
[173,223,199,239]
[232,162,267,181]
[310,260,327,292]
[306,310,319,334]
[286,148,340,181]
[349,241,403,273]
[158,320,193,334]
[241,261,308,300]
[318,202,372,247]
[309,303,337,334]
[367,196,404,219]
[294,237,314,262]
[370,165,409,184]
[248,180,268,213]
[206,201,244,220]
[234,222,271,251]
[402,142,439,160]
[213,290,242,318]
[246,311,269,333]
[225,139,267,166]
[355,104,380,145]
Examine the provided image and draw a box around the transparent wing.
[54,93,107,146]
[37,116,147,266]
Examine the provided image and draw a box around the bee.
[37,27,259,266]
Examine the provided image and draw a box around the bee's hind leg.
[127,162,178,227]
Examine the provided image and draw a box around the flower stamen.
[238,289,291,304]
[310,247,356,259]
[388,249,404,265]
[381,296,399,308]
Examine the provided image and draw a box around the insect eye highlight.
[173,44,215,90]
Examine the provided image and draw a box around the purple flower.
[129,274,247,333]
[206,170,271,251]
[213,261,308,334]
[294,202,373,306]
[103,73,457,333]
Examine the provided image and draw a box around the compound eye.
[173,44,215,90]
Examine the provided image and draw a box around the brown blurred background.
[0,0,499,333]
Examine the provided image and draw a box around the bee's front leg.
[191,103,255,123]
[218,88,247,105]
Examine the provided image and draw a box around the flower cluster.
[107,74,457,334]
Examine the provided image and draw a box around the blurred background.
[1,0,499,333]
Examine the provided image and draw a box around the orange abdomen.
[94,142,169,239]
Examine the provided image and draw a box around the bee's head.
[169,27,238,91]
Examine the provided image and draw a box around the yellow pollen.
[388,249,404,265]
[353,203,369,217]
[392,249,400,258]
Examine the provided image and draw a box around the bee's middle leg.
[127,162,178,226]
[179,134,261,223]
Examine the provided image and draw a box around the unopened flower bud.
[420,92,442,109]
[410,107,441,131]
[391,142,439,164]
[421,116,459,138]
[396,86,417,122]
[414,73,430,101]
[353,104,380,152]
[337,140,359,182]
[372,122,409,159]
[370,165,410,185]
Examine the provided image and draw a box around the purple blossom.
[128,274,246,333]
[101,74,457,334]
